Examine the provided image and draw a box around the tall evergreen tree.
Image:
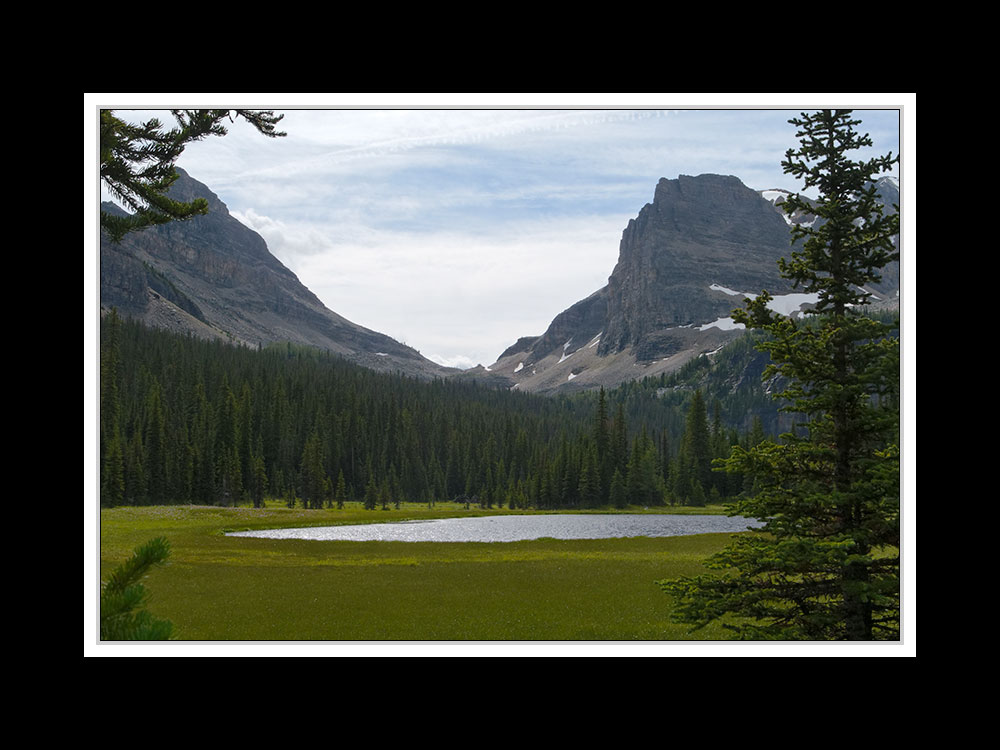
[100,311,127,505]
[626,432,661,506]
[100,536,174,640]
[249,451,268,508]
[660,110,900,640]
[594,387,611,499]
[215,379,242,505]
[299,428,328,509]
[609,468,627,509]
[335,469,348,509]
[610,403,628,478]
[101,429,126,507]
[100,309,125,505]
[680,390,712,496]
[578,445,601,508]
[101,109,285,242]
[123,419,146,505]
[144,380,168,504]
[363,474,379,511]
[190,380,216,504]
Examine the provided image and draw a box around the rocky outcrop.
[100,169,456,380]
[485,173,901,394]
[599,174,798,358]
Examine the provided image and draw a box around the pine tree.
[100,537,174,640]
[660,110,900,640]
[609,468,627,509]
[144,380,168,504]
[594,387,611,499]
[190,381,216,504]
[101,109,285,242]
[626,432,660,506]
[335,469,348,509]
[364,474,379,511]
[124,423,146,505]
[299,428,328,509]
[709,400,730,497]
[680,390,712,493]
[249,452,268,508]
[611,403,628,478]
[100,310,125,505]
[578,446,601,508]
[101,428,126,507]
[668,452,690,506]
[215,379,243,505]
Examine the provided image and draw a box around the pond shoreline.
[226,512,763,543]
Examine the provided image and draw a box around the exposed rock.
[600,174,798,356]
[486,173,901,394]
[100,168,457,380]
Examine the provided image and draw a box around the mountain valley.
[100,168,457,381]
[100,168,899,396]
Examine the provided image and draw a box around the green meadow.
[98,503,744,642]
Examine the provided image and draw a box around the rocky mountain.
[100,168,456,380]
[480,173,900,394]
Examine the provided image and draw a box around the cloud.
[162,106,901,368]
[269,210,626,368]
[229,208,338,266]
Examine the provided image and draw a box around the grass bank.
[97,502,742,642]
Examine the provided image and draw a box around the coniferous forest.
[99,310,787,512]
[95,108,905,646]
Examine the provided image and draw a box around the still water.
[227,513,762,543]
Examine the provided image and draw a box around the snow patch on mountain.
[701,284,819,331]
[558,338,574,363]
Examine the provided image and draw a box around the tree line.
[99,312,771,511]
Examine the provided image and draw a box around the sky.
[92,95,908,370]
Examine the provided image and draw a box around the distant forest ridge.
[98,311,895,510]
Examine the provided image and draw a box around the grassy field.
[96,502,745,643]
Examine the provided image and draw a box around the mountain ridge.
[99,169,898,395]
[100,168,458,380]
[480,173,899,394]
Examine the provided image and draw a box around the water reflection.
[227,513,762,543]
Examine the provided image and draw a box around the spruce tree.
[100,310,125,505]
[101,109,285,242]
[100,537,174,640]
[144,380,168,504]
[680,390,712,497]
[594,387,611,500]
[578,446,601,508]
[609,468,627,509]
[299,428,328,509]
[335,469,348,509]
[626,432,660,506]
[250,453,268,508]
[364,475,378,511]
[611,403,628,478]
[101,429,126,507]
[659,110,900,640]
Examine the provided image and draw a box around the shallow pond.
[227,513,762,543]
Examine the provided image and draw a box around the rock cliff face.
[485,173,900,394]
[600,174,799,357]
[100,168,899,393]
[100,168,456,379]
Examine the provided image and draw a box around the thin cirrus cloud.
[108,104,902,370]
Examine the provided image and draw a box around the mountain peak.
[100,169,456,379]
[483,172,900,394]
